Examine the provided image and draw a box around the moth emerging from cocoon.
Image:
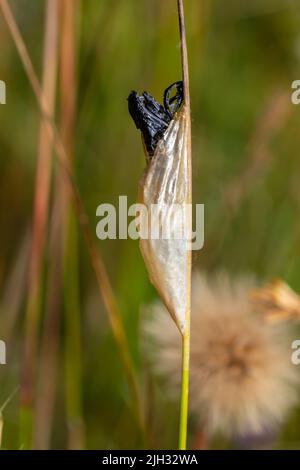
[128,82,192,334]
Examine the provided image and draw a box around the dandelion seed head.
[143,272,298,437]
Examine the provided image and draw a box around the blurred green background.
[0,0,300,449]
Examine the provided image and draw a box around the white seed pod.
[138,107,192,334]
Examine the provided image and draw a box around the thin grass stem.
[19,0,58,448]
[59,0,85,449]
[177,0,192,451]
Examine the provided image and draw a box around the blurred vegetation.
[0,0,300,449]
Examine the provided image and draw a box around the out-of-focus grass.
[0,0,300,449]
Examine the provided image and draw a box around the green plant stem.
[59,0,85,449]
[177,0,192,451]
[179,320,190,450]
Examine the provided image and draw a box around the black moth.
[128,81,183,157]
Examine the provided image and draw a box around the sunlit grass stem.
[19,0,58,448]
[177,0,192,451]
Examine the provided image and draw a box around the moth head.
[164,81,184,119]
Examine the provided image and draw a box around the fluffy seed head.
[143,272,298,437]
